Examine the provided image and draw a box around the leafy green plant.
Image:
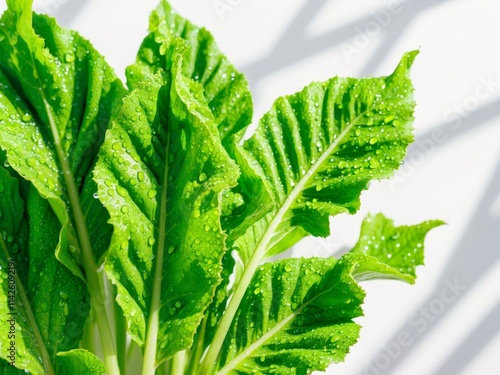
[0,0,443,374]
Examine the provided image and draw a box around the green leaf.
[127,0,253,147]
[0,168,90,375]
[215,215,442,374]
[0,167,46,374]
[26,188,90,362]
[236,51,418,265]
[125,5,274,350]
[56,349,106,375]
[0,0,125,277]
[127,0,267,244]
[352,213,445,280]
[94,40,240,367]
[0,4,124,370]
[216,257,360,375]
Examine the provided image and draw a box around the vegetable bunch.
[0,1,442,374]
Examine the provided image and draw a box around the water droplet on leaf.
[64,53,75,63]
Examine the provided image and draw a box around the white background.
[1,0,499,374]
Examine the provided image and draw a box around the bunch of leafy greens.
[0,0,442,374]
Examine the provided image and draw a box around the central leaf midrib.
[142,130,171,373]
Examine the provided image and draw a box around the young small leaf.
[352,213,445,279]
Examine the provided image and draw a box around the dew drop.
[117,186,128,197]
[63,303,69,316]
[26,158,36,167]
[369,158,379,169]
[22,113,32,122]
[64,53,75,63]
